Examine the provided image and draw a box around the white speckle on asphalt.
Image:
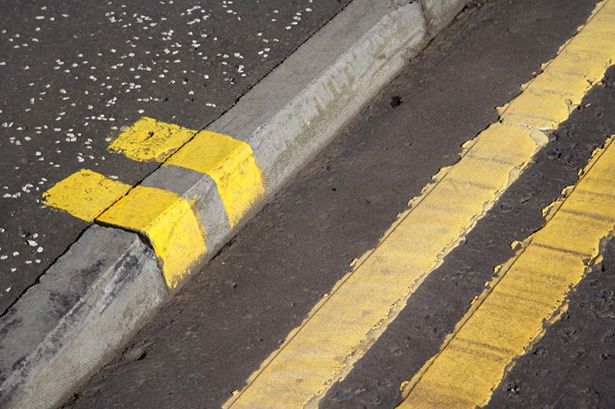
[0,0,339,307]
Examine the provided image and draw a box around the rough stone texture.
[0,226,166,409]
[421,0,468,35]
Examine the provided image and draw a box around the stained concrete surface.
[62,0,607,408]
[0,0,351,314]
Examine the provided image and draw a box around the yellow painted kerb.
[165,130,265,227]
[108,116,265,228]
[47,118,264,286]
[45,118,265,287]
[98,185,207,288]
[43,169,207,288]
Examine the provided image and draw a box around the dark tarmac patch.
[389,96,403,108]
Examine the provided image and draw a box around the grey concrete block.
[0,226,167,409]
[421,0,468,35]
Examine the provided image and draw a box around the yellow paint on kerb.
[397,136,615,409]
[42,169,131,222]
[165,130,264,227]
[98,186,207,288]
[224,2,615,406]
[43,171,207,288]
[109,116,264,227]
[108,117,197,162]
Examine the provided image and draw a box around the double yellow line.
[221,1,615,407]
[399,135,615,408]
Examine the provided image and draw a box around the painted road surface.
[0,0,350,312]
[65,0,615,408]
[398,136,615,408]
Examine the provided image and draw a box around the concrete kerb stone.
[0,226,166,409]
[207,0,430,257]
[420,0,469,36]
[0,0,470,407]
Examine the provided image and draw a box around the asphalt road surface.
[61,0,615,408]
[0,0,350,314]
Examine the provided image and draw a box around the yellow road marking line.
[499,1,615,131]
[223,2,615,407]
[223,124,542,409]
[165,130,264,227]
[397,136,615,409]
[42,170,131,222]
[108,117,197,162]
[98,185,207,288]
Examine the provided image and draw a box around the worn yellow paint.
[43,170,207,288]
[42,169,131,222]
[98,186,207,288]
[224,125,543,409]
[500,0,615,131]
[397,136,615,409]
[165,130,264,227]
[108,117,197,162]
[223,3,615,407]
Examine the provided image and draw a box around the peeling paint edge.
[399,135,615,402]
